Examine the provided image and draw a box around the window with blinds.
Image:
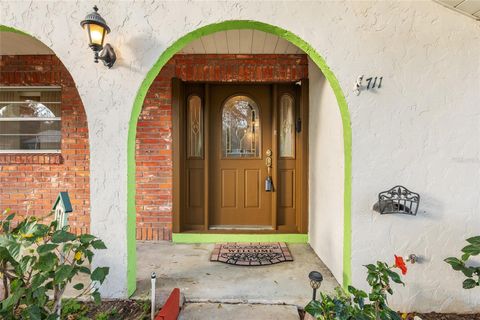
[0,87,61,153]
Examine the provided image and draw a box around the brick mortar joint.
[0,153,64,164]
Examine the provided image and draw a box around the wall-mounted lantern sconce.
[80,5,116,68]
[308,270,323,301]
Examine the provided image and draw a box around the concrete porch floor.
[133,241,339,308]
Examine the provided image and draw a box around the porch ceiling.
[179,30,304,54]
[435,0,480,20]
[0,32,54,55]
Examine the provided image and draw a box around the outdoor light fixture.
[308,271,323,301]
[80,5,116,68]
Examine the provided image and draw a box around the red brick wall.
[0,55,90,234]
[136,54,308,240]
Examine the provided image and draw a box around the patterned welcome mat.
[210,242,293,266]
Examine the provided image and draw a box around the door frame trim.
[172,78,184,233]
[174,81,308,233]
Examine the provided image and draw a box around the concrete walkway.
[64,241,338,318]
[134,241,339,309]
[178,303,300,320]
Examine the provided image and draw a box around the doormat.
[210,242,293,266]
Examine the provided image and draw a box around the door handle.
[266,156,272,168]
[265,149,273,192]
[265,148,272,169]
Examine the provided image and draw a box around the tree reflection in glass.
[222,96,260,158]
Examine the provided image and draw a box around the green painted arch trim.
[128,20,352,296]
[0,25,29,35]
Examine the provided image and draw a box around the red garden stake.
[155,288,181,320]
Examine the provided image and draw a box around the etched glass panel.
[279,94,295,158]
[222,96,260,158]
[187,95,203,158]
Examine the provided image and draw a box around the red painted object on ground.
[154,288,181,320]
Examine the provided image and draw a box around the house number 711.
[353,75,383,95]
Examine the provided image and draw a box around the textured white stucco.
[1,0,479,312]
[308,58,345,284]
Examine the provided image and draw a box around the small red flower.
[394,255,407,275]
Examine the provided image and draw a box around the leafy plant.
[0,209,110,319]
[95,312,109,320]
[444,236,480,289]
[61,299,89,319]
[138,299,151,319]
[305,256,407,320]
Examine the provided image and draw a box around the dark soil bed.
[62,299,150,320]
[408,313,480,320]
[299,310,480,320]
[65,300,480,320]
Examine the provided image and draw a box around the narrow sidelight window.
[187,95,203,158]
[279,94,295,158]
[0,87,61,153]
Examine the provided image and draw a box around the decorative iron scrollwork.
[373,185,420,215]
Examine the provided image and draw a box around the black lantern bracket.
[373,185,420,215]
[96,43,116,68]
[80,6,116,68]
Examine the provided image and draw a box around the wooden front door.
[209,85,272,228]
[173,80,309,233]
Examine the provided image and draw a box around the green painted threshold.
[172,233,308,243]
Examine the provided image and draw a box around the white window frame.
[0,86,62,154]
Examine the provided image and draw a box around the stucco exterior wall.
[308,58,345,284]
[1,0,479,311]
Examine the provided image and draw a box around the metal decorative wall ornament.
[373,185,420,215]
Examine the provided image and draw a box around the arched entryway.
[127,20,352,296]
[0,26,91,234]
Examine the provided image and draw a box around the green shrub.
[61,299,88,318]
[95,308,118,320]
[0,209,109,319]
[445,236,480,289]
[305,257,407,320]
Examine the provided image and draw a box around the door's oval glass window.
[222,95,260,158]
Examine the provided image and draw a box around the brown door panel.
[244,169,261,208]
[209,84,272,227]
[221,169,237,208]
